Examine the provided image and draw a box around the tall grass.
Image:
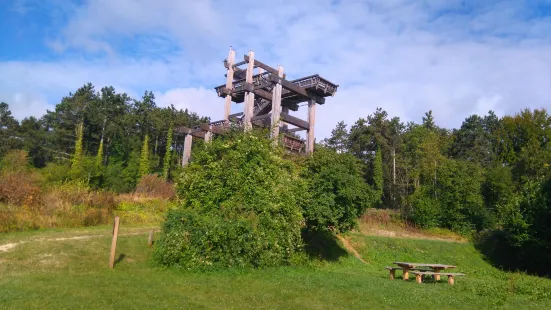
[0,171,174,233]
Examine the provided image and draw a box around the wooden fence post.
[148,230,154,247]
[109,216,120,269]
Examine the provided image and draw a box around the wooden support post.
[224,48,235,123]
[243,50,255,131]
[434,269,441,281]
[271,65,284,142]
[204,125,212,143]
[448,275,455,285]
[403,267,410,281]
[389,269,395,280]
[306,99,316,154]
[147,230,154,247]
[109,216,120,269]
[182,134,193,167]
[416,274,423,284]
[281,107,289,131]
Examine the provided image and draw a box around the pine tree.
[95,119,105,170]
[323,121,349,153]
[139,134,150,178]
[373,146,384,207]
[162,124,173,180]
[69,121,84,180]
[422,110,436,130]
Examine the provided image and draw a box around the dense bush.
[0,151,43,207]
[405,159,491,234]
[301,147,373,232]
[436,159,490,233]
[135,174,175,200]
[154,130,306,269]
[482,165,515,226]
[408,187,440,229]
[491,178,551,275]
[0,171,43,207]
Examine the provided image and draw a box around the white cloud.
[0,91,52,120]
[155,87,224,121]
[1,0,551,139]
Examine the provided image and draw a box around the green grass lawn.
[1,226,551,309]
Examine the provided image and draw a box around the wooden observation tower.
[177,48,339,166]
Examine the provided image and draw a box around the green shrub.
[154,130,305,269]
[408,187,440,229]
[0,150,30,172]
[41,162,71,183]
[301,147,374,232]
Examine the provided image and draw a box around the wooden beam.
[254,89,273,101]
[244,55,286,79]
[251,113,271,122]
[254,81,275,90]
[281,101,299,111]
[281,106,289,131]
[202,122,229,135]
[211,126,228,135]
[176,127,203,135]
[307,99,316,154]
[191,131,206,139]
[224,60,247,68]
[199,123,212,142]
[273,75,325,104]
[281,113,309,130]
[283,127,306,133]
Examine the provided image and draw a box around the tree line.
[0,83,208,192]
[322,107,551,275]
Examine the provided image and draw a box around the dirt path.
[0,229,160,253]
[0,243,22,253]
[336,235,367,264]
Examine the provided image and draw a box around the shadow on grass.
[115,254,126,265]
[302,229,348,261]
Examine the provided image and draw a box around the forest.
[1,83,550,275]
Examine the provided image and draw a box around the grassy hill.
[1,225,550,309]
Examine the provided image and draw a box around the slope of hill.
[1,225,550,309]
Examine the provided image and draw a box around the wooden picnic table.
[393,262,457,281]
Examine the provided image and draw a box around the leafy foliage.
[301,147,373,232]
[69,121,84,180]
[154,130,306,269]
[139,134,150,178]
[372,146,384,207]
[162,124,173,180]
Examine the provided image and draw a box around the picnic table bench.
[412,271,465,285]
[384,267,431,280]
[385,262,461,283]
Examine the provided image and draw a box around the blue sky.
[1,0,550,139]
